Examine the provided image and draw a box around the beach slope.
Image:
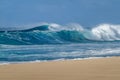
[0,57,120,80]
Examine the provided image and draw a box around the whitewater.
[0,23,120,63]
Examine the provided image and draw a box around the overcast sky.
[0,0,120,27]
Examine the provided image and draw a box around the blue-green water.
[0,23,120,63]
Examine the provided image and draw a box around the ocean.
[0,23,120,64]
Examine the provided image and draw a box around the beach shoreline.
[0,57,120,80]
[0,57,105,65]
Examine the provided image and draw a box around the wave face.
[0,23,120,45]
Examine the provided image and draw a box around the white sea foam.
[91,24,120,41]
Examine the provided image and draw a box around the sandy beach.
[0,57,120,80]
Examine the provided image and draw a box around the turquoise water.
[0,23,120,63]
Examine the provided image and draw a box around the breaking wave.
[0,23,120,45]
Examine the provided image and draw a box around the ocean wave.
[0,43,120,62]
[0,23,120,45]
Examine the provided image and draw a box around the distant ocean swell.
[0,23,120,45]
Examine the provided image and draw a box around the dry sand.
[0,57,120,80]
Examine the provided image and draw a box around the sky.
[0,0,120,27]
